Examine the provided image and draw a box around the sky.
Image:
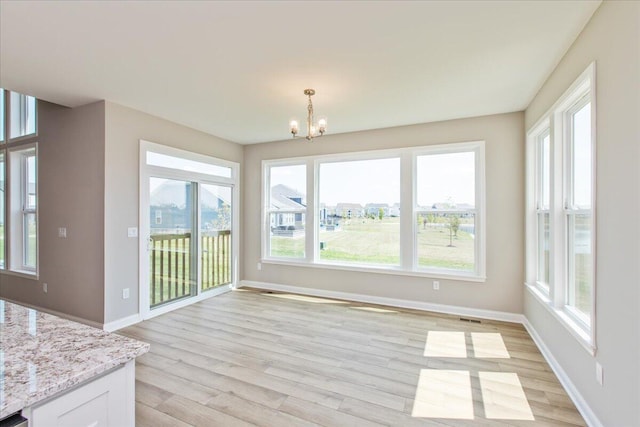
[270,152,476,207]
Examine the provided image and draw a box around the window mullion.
[400,152,413,271]
[306,159,315,263]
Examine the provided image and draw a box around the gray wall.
[0,101,106,324]
[103,102,243,324]
[243,112,525,314]
[524,1,639,425]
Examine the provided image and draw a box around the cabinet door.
[27,361,134,427]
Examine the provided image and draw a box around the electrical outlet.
[43,283,48,293]
[58,227,67,238]
[257,262,262,270]
[433,281,440,290]
[127,227,138,238]
[596,362,603,386]
[122,288,130,299]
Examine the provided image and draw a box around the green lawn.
[270,217,475,271]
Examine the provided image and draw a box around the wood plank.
[278,396,385,427]
[135,402,193,427]
[120,288,586,426]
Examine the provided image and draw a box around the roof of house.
[270,184,306,210]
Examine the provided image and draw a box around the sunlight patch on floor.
[424,331,467,358]
[471,332,510,358]
[479,372,534,420]
[412,369,474,419]
[263,293,349,304]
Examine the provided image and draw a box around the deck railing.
[150,230,231,307]
[202,230,232,291]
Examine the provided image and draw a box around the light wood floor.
[119,288,586,426]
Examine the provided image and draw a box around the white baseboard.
[239,280,525,324]
[103,313,142,332]
[522,319,603,427]
[0,297,103,329]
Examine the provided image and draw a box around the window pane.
[417,151,476,272]
[269,212,305,258]
[567,214,592,322]
[149,178,196,306]
[417,212,475,271]
[10,92,36,139]
[537,212,550,287]
[540,132,550,208]
[0,152,4,268]
[417,152,475,209]
[147,151,232,178]
[571,102,592,208]
[201,184,232,290]
[269,164,306,258]
[0,90,5,142]
[24,212,37,269]
[26,153,36,209]
[319,158,400,266]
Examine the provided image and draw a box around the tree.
[378,207,384,220]
[448,214,460,247]
[210,203,231,230]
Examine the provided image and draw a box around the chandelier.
[289,89,327,141]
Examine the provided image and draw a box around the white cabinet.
[23,361,135,427]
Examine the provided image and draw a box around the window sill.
[261,258,486,283]
[0,269,39,281]
[526,283,595,355]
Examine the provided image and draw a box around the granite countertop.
[0,300,149,419]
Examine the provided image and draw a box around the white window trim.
[526,62,596,353]
[262,141,486,281]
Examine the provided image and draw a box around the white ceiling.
[0,1,600,144]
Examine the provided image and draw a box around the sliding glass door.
[140,140,239,317]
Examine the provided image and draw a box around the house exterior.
[334,203,364,219]
[270,184,306,230]
[364,203,390,217]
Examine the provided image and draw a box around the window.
[0,88,38,275]
[532,127,551,294]
[265,163,306,259]
[416,151,477,273]
[318,157,400,266]
[262,141,485,280]
[526,63,595,350]
[565,97,593,325]
[10,92,37,139]
[147,151,232,178]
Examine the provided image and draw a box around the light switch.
[127,227,138,238]
[58,227,67,238]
